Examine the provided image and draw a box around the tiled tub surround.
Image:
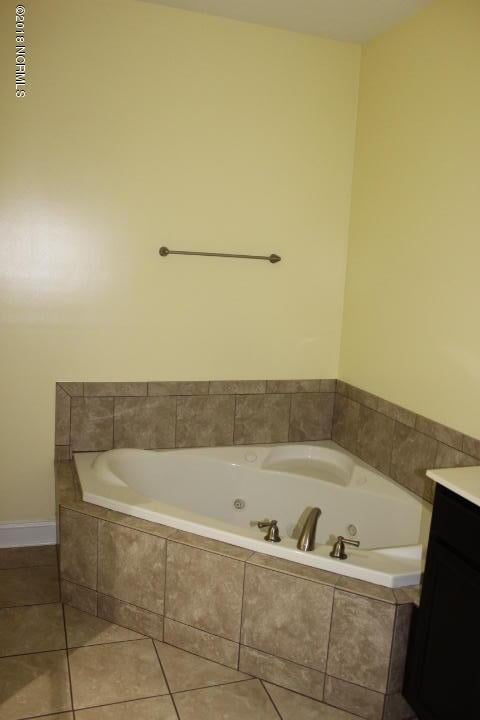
[55,379,480,503]
[55,380,336,461]
[333,382,480,503]
[57,463,418,720]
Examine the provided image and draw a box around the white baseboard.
[0,522,57,548]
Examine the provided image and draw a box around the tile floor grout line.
[260,679,284,719]
[0,643,69,661]
[68,636,154,652]
[62,603,76,716]
[0,599,61,610]
[66,692,174,714]
[21,712,75,720]
[152,637,181,720]
[72,692,174,714]
[0,563,58,570]
[171,676,256,696]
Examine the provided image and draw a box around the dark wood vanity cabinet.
[404,485,480,719]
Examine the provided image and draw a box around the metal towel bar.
[159,246,281,264]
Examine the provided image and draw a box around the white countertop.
[427,466,480,508]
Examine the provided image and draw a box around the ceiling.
[145,0,433,43]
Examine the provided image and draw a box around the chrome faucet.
[257,519,281,543]
[329,535,360,559]
[296,507,321,551]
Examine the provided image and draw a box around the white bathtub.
[74,441,431,588]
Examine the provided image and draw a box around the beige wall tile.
[415,415,463,451]
[168,530,253,561]
[357,406,395,474]
[393,586,421,607]
[387,604,413,694]
[149,381,209,396]
[98,593,164,641]
[327,590,395,693]
[164,617,239,669]
[56,462,77,505]
[114,396,176,449]
[55,385,71,446]
[376,398,416,429]
[59,382,84,397]
[60,508,98,590]
[165,541,244,641]
[347,386,379,410]
[70,397,114,451]
[241,564,333,671]
[383,692,416,720]
[176,395,235,447]
[390,423,437,499]
[209,380,266,394]
[247,553,339,587]
[84,382,147,396]
[55,445,72,460]
[234,394,290,444]
[463,434,480,460]
[267,380,322,393]
[435,442,477,470]
[324,676,385,720]
[98,521,166,614]
[61,580,98,616]
[239,646,325,701]
[334,577,396,604]
[332,395,359,453]
[289,393,335,441]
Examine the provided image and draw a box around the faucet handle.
[257,520,281,543]
[329,536,360,560]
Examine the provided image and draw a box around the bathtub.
[74,441,431,588]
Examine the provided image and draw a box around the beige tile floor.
[0,546,361,720]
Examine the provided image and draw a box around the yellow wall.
[340,0,480,438]
[0,0,360,521]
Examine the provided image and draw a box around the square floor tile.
[0,567,60,608]
[155,641,249,693]
[69,638,168,709]
[0,545,57,569]
[65,605,145,648]
[265,682,361,719]
[75,696,177,719]
[0,650,71,720]
[174,678,278,719]
[0,603,65,657]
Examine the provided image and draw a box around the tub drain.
[233,498,246,510]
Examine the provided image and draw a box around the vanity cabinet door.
[405,537,480,719]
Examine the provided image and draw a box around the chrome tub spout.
[296,507,321,551]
